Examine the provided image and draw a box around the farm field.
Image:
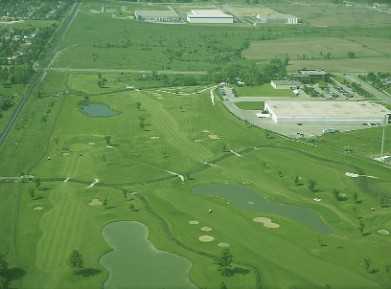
[1,1,391,289]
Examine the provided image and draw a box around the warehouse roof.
[265,101,390,118]
[135,10,178,18]
[188,9,232,18]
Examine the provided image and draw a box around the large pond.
[193,184,332,234]
[100,221,197,289]
[81,103,119,117]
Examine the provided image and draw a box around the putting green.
[100,221,196,289]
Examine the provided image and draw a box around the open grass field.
[235,84,293,97]
[1,1,391,289]
[235,101,264,110]
[1,68,391,289]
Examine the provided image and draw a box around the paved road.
[47,67,208,75]
[0,3,80,146]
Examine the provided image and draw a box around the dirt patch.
[198,235,215,242]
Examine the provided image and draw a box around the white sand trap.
[194,139,203,143]
[253,217,272,223]
[88,142,95,145]
[208,134,220,140]
[201,226,213,232]
[345,172,359,178]
[253,216,280,229]
[189,220,200,225]
[89,198,103,207]
[150,136,160,140]
[33,206,44,211]
[377,229,390,236]
[201,130,210,133]
[106,145,114,149]
[264,222,280,229]
[230,150,242,157]
[199,235,215,242]
[248,201,255,205]
[217,242,230,248]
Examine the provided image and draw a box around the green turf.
[235,101,264,110]
[235,84,292,97]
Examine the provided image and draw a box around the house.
[187,9,233,24]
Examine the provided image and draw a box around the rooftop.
[188,9,232,18]
[265,101,390,118]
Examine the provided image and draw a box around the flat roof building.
[135,10,181,23]
[187,9,233,24]
[264,101,390,124]
[271,80,301,90]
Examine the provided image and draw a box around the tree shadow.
[75,268,102,278]
[5,267,26,281]
[231,266,250,276]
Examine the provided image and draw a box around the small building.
[134,10,181,23]
[187,9,233,24]
[270,80,300,90]
[264,100,390,124]
[256,14,298,25]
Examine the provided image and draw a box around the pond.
[192,184,332,234]
[80,103,119,117]
[100,221,197,289]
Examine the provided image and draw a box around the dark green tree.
[69,250,83,269]
[216,249,233,277]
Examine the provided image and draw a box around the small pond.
[100,221,197,289]
[81,103,119,117]
[192,184,332,234]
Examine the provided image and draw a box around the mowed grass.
[1,68,391,289]
[235,84,293,97]
[235,101,264,110]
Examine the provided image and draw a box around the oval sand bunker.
[199,235,215,242]
[217,242,230,248]
[200,226,213,232]
[253,217,272,223]
[188,220,200,225]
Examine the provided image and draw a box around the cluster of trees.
[0,0,71,20]
[361,72,391,90]
[0,96,15,118]
[208,57,288,85]
[0,24,57,86]
[0,255,25,289]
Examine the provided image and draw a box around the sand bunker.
[253,216,280,229]
[217,242,230,248]
[200,226,213,232]
[377,229,390,236]
[198,235,215,242]
[89,198,103,207]
[188,220,200,225]
[33,206,44,211]
[150,136,160,140]
[208,134,220,140]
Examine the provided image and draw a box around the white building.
[270,80,300,90]
[256,14,298,24]
[264,101,390,124]
[134,10,181,23]
[187,9,233,24]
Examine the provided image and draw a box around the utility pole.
[380,114,391,157]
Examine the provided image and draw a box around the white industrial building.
[134,10,181,23]
[187,9,234,24]
[256,14,298,24]
[270,80,301,90]
[264,101,390,124]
